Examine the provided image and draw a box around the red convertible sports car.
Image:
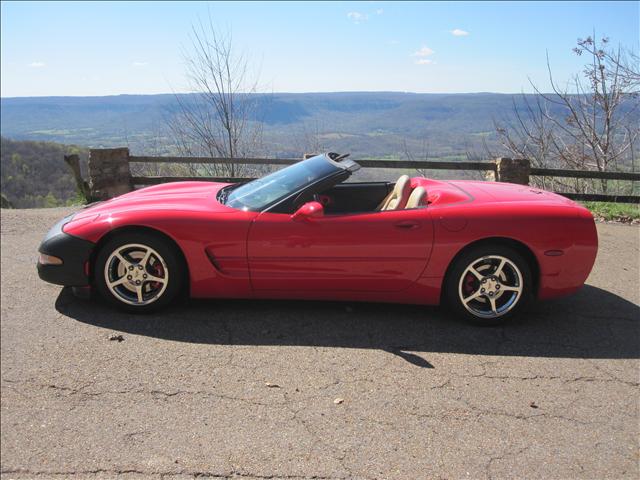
[38,153,598,324]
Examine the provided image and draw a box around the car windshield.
[223,155,339,211]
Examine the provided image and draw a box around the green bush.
[582,202,640,222]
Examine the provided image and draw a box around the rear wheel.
[444,245,532,325]
[94,232,184,312]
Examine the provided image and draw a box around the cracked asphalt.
[1,207,639,480]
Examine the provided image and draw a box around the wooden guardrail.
[128,156,498,188]
[529,167,640,203]
[530,167,640,181]
[128,155,495,170]
[82,148,640,203]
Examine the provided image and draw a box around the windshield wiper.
[217,186,231,205]
[218,182,245,205]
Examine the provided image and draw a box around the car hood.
[448,180,577,206]
[73,181,233,219]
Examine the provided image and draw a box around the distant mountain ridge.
[1,92,540,158]
[5,91,634,160]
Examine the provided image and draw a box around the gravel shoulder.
[1,207,638,479]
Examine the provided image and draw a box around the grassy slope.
[582,202,640,222]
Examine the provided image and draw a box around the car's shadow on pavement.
[56,284,638,364]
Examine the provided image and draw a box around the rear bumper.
[37,214,95,286]
[537,210,598,300]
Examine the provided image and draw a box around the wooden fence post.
[88,147,133,200]
[494,158,531,185]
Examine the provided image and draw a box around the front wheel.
[444,245,532,325]
[94,232,184,312]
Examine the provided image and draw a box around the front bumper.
[37,213,95,286]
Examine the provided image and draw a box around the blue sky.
[1,1,638,97]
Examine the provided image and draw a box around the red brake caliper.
[464,273,476,295]
[151,261,164,289]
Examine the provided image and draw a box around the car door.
[247,208,433,292]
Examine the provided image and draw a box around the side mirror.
[291,201,324,222]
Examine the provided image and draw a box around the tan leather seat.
[405,186,427,209]
[378,175,411,211]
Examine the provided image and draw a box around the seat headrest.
[406,186,427,209]
[380,175,412,211]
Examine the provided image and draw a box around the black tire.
[93,231,185,313]
[444,244,533,326]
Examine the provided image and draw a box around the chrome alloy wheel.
[458,255,523,319]
[103,243,169,306]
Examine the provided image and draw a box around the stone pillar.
[88,147,133,200]
[494,157,531,185]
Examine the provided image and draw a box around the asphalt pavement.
[1,207,638,479]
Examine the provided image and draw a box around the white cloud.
[414,59,433,65]
[451,29,469,36]
[347,9,383,24]
[411,46,435,57]
[347,12,368,24]
[28,61,45,68]
[132,61,148,67]
[389,39,400,45]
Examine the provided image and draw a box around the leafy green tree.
[0,137,89,208]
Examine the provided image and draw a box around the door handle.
[394,221,420,230]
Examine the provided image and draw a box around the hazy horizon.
[1,90,555,99]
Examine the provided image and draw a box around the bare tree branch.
[494,35,639,193]
[166,19,265,177]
